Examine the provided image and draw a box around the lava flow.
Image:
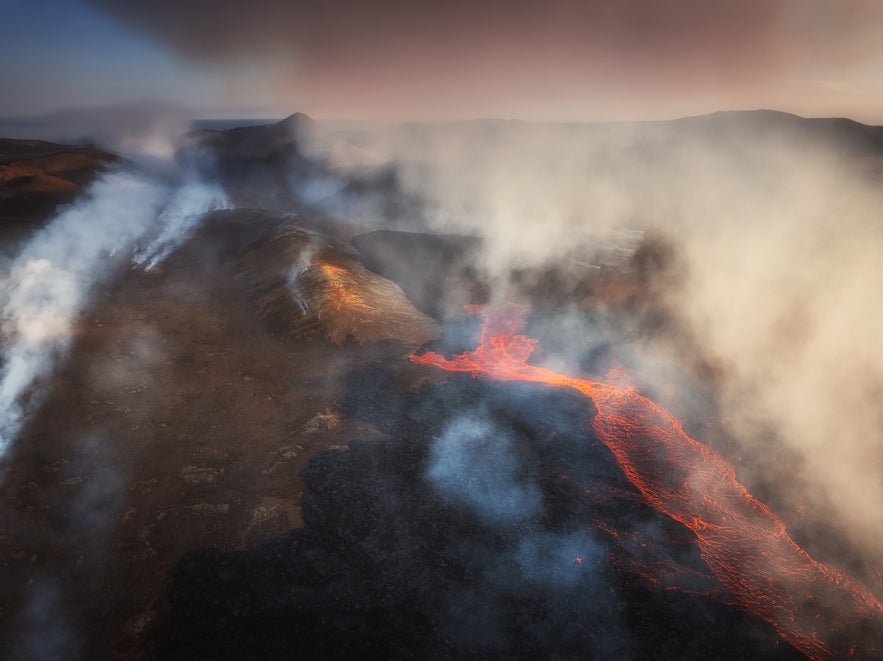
[411,304,883,659]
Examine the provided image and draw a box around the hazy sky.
[2,0,883,122]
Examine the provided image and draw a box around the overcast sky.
[2,0,883,122]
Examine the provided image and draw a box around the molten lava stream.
[411,305,883,659]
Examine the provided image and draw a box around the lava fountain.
[411,304,883,659]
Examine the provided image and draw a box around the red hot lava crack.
[411,304,883,659]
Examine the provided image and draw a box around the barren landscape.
[0,109,881,659]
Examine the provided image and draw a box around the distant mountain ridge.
[0,138,117,240]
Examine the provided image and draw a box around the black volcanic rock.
[189,112,320,162]
[152,374,803,660]
[182,113,394,214]
[181,113,327,210]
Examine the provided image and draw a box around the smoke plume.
[132,172,228,270]
[0,161,228,459]
[0,172,163,455]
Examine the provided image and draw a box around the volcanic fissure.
[411,304,883,659]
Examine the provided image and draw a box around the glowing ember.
[411,304,883,659]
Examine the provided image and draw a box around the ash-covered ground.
[0,112,881,659]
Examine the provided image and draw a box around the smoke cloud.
[335,114,883,569]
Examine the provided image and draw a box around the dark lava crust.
[151,371,803,660]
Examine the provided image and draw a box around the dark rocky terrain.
[0,110,881,659]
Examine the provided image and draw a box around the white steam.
[426,415,542,525]
[0,166,226,458]
[0,172,164,454]
[132,174,228,270]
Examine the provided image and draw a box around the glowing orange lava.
[411,304,883,659]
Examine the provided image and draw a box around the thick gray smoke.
[0,164,228,459]
[346,114,883,566]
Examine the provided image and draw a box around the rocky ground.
[2,112,880,658]
[0,208,429,657]
[0,212,803,658]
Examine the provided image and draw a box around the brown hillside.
[0,142,118,239]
